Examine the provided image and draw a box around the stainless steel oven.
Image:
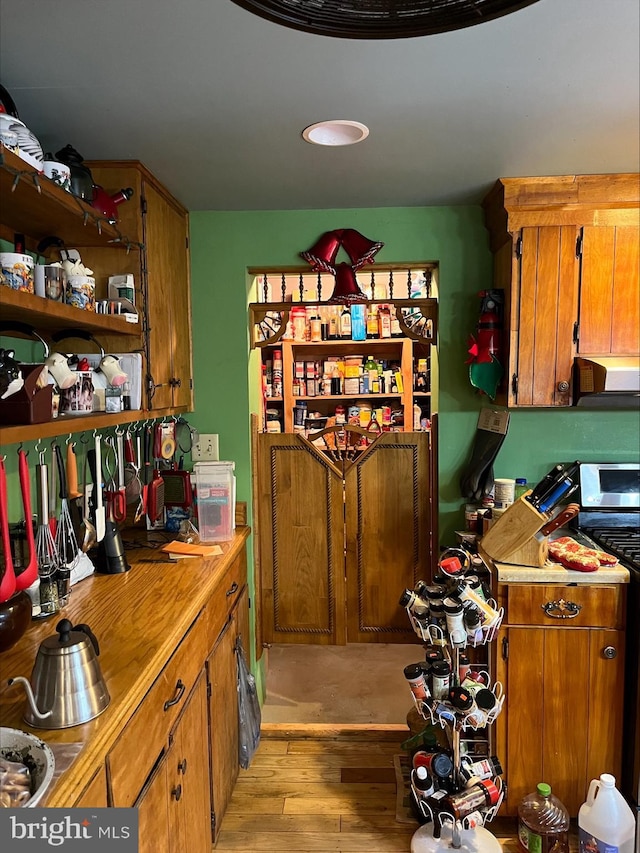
[571,463,639,824]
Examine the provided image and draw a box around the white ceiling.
[0,0,638,211]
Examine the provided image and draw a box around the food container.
[194,462,236,542]
[0,252,34,293]
[34,264,65,301]
[0,727,55,807]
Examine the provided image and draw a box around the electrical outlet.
[192,433,219,461]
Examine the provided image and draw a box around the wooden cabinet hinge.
[502,636,509,661]
[206,680,212,700]
[573,321,580,344]
[515,235,523,259]
[140,195,147,216]
[185,235,189,250]
[511,373,518,397]
[211,812,216,836]
[576,232,583,258]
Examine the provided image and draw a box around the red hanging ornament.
[300,229,384,303]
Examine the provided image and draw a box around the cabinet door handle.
[226,581,239,597]
[178,758,188,774]
[603,646,617,660]
[541,599,582,619]
[164,679,186,711]
[171,783,182,801]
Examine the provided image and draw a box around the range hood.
[574,356,640,408]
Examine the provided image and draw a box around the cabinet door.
[137,756,171,853]
[500,625,624,817]
[256,433,345,644]
[513,226,580,406]
[143,178,193,410]
[344,432,430,642]
[74,766,108,808]
[168,673,212,853]
[207,615,239,841]
[579,225,640,355]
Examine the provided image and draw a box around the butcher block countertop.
[494,560,630,584]
[0,527,250,807]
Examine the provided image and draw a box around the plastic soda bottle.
[578,774,635,853]
[517,783,570,853]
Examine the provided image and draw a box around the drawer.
[108,613,208,807]
[202,549,247,648]
[505,583,625,629]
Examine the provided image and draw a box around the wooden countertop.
[0,527,250,807]
[494,560,630,584]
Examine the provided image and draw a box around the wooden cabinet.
[86,161,193,412]
[493,581,626,816]
[578,225,639,356]
[207,584,249,842]
[256,429,433,645]
[136,675,211,853]
[73,767,108,808]
[482,174,639,407]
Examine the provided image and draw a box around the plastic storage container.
[194,462,236,542]
[578,774,635,853]
[517,782,569,853]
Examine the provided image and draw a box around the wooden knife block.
[480,495,549,563]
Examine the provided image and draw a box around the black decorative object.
[229,0,541,39]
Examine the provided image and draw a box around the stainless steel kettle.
[8,619,110,729]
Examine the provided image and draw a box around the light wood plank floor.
[214,731,526,853]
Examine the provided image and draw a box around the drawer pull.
[171,783,182,802]
[178,758,188,774]
[164,679,186,711]
[541,599,582,619]
[226,581,239,597]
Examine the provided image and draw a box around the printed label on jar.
[579,828,620,853]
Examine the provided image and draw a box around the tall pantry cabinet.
[85,161,194,412]
[251,285,439,648]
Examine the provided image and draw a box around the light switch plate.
[192,433,219,461]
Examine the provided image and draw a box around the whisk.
[54,443,79,606]
[36,456,60,617]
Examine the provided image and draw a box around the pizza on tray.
[547,536,618,572]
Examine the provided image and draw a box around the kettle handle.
[73,623,100,656]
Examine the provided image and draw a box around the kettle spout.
[7,676,53,720]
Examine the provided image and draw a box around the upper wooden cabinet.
[483,174,640,407]
[86,161,194,412]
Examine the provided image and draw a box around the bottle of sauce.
[366,306,379,338]
[339,306,352,339]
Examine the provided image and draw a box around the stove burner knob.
[602,646,617,660]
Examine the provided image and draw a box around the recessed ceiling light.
[302,120,369,147]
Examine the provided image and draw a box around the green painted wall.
[188,205,640,552]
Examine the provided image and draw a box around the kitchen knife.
[539,503,580,537]
[539,480,578,514]
[527,464,565,506]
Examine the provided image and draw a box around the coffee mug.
[0,252,34,293]
[66,275,95,311]
[35,265,66,301]
[43,161,72,192]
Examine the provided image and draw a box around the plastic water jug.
[578,774,635,853]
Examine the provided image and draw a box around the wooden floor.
[213,730,524,853]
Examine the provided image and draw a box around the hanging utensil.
[35,458,60,618]
[67,442,81,499]
[80,450,97,554]
[93,435,106,542]
[15,449,38,592]
[0,457,17,603]
[53,443,80,606]
[47,447,57,540]
[104,435,126,524]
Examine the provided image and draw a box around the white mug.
[99,355,128,387]
[43,161,72,192]
[45,352,77,390]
